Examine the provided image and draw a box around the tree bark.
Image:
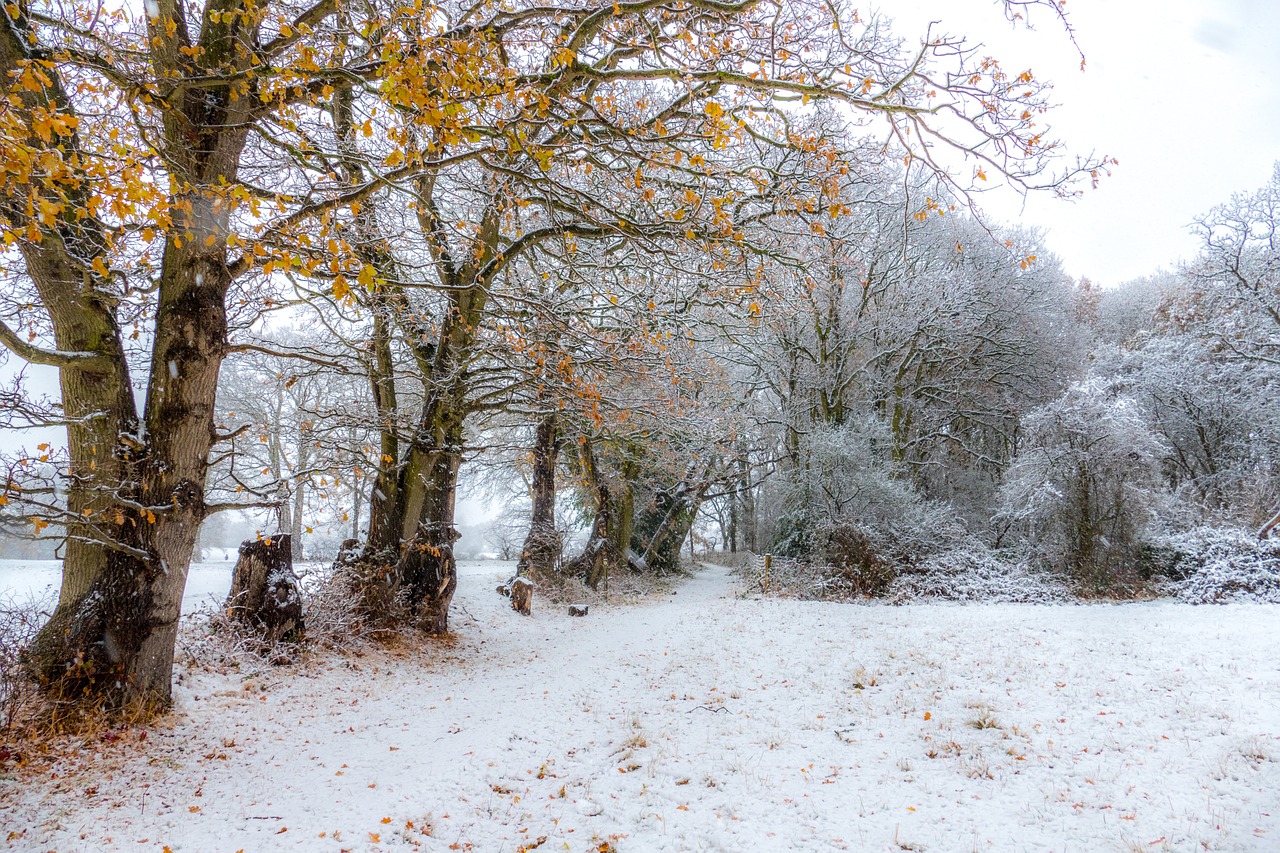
[563,436,628,589]
[390,271,489,631]
[640,481,710,574]
[516,413,562,589]
[362,293,404,558]
[1,10,137,615]
[1257,505,1280,540]
[226,534,304,643]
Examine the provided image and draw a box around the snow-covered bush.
[180,557,381,674]
[770,419,962,596]
[888,544,1071,604]
[1144,527,1280,603]
[0,593,49,735]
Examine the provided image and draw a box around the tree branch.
[0,320,109,368]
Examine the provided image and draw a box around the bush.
[0,593,51,736]
[822,524,907,597]
[888,544,1071,604]
[179,558,385,675]
[1147,528,1280,603]
[768,419,965,597]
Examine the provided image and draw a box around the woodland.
[0,0,1277,724]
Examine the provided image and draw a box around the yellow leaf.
[333,275,351,302]
[358,263,378,290]
[704,101,724,119]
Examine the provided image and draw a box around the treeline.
[210,164,1280,609]
[733,167,1280,599]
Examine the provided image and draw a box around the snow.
[2,563,1278,852]
[0,559,270,615]
[1152,528,1280,604]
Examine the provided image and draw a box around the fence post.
[763,553,772,593]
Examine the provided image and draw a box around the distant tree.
[1184,162,1280,367]
[997,378,1166,591]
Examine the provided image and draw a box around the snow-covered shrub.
[887,544,1071,604]
[0,593,49,735]
[300,559,379,647]
[997,377,1166,593]
[1145,527,1280,603]
[770,419,962,597]
[180,558,381,674]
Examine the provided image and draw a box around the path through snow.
[2,561,1278,852]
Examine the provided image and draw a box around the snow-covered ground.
[0,558,251,615]
[2,562,1278,852]
[0,558,344,621]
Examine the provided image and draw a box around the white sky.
[888,0,1280,286]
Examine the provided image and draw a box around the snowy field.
[0,557,343,621]
[0,556,262,616]
[2,562,1278,852]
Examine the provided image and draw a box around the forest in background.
[180,162,1280,606]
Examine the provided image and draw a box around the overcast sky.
[889,0,1280,286]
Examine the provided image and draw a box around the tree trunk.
[516,413,562,592]
[226,534,304,643]
[640,481,710,574]
[735,453,757,553]
[1257,505,1280,540]
[562,436,628,589]
[10,3,254,705]
[1,11,135,622]
[360,286,405,558]
[292,477,306,562]
[395,437,462,633]
[390,280,487,631]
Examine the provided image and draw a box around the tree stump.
[568,604,589,617]
[226,533,304,643]
[510,576,533,615]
